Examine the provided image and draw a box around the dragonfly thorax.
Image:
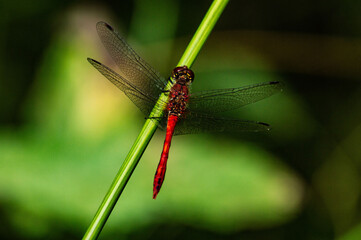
[167,82,189,117]
[166,66,194,116]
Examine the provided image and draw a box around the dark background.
[1,0,361,239]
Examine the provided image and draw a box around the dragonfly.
[88,22,283,199]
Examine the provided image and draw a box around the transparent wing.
[174,113,270,135]
[96,21,167,99]
[88,58,166,116]
[188,81,283,114]
[90,21,282,135]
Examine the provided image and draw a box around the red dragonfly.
[88,22,283,199]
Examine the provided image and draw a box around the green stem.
[178,0,229,67]
[82,0,229,239]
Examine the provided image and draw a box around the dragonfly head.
[172,66,194,85]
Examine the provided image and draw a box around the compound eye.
[172,66,185,78]
[186,70,195,81]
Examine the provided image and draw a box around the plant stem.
[178,0,229,67]
[82,0,229,239]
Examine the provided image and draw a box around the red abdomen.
[153,75,191,199]
[153,115,178,199]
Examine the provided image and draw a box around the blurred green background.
[1,0,361,239]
